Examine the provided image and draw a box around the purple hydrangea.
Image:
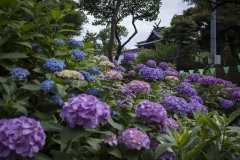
[88,68,102,75]
[159,62,169,70]
[162,118,179,134]
[104,134,118,146]
[140,67,165,81]
[220,99,234,108]
[188,99,208,114]
[237,119,240,127]
[50,95,64,105]
[121,52,136,63]
[136,64,146,71]
[187,73,201,82]
[121,128,150,150]
[146,60,156,67]
[43,58,66,72]
[0,117,46,158]
[174,84,198,97]
[136,100,167,124]
[68,39,83,47]
[113,60,118,66]
[198,76,216,85]
[128,70,136,75]
[217,78,233,88]
[162,96,190,114]
[72,50,86,59]
[122,80,151,95]
[10,68,30,79]
[165,68,179,77]
[191,96,203,104]
[54,38,65,44]
[41,80,54,92]
[232,91,240,101]
[60,94,110,128]
[114,66,126,72]
[103,70,122,81]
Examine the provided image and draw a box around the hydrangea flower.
[191,96,203,104]
[217,78,233,88]
[93,56,100,61]
[198,76,216,85]
[88,88,100,97]
[174,84,198,97]
[50,95,64,105]
[114,66,126,72]
[121,128,150,150]
[43,58,65,72]
[162,117,179,134]
[57,70,85,80]
[140,67,165,81]
[99,61,115,68]
[162,96,190,114]
[165,76,180,83]
[104,134,118,146]
[158,151,176,160]
[122,80,151,95]
[159,62,169,70]
[165,68,179,77]
[79,70,95,81]
[188,99,208,114]
[60,94,110,128]
[88,68,102,75]
[71,50,86,59]
[232,91,240,101]
[187,73,200,82]
[41,80,54,92]
[54,38,65,44]
[103,70,122,81]
[136,64,146,70]
[146,60,156,67]
[0,117,46,158]
[220,99,234,108]
[121,52,136,63]
[10,68,30,79]
[136,100,167,124]
[68,39,83,47]
[99,55,108,61]
[113,60,118,66]
[128,70,136,75]
[31,43,39,50]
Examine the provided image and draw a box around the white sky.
[75,0,191,49]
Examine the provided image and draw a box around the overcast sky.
[75,0,191,49]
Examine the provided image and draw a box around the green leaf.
[108,118,123,130]
[52,83,67,97]
[41,121,63,132]
[33,153,53,160]
[228,109,240,124]
[0,0,8,6]
[156,143,174,158]
[58,29,76,33]
[179,131,190,147]
[0,37,8,46]
[60,126,91,143]
[108,149,122,159]
[2,83,11,95]
[51,10,62,20]
[50,150,73,160]
[141,149,156,160]
[20,84,41,91]
[31,53,48,60]
[184,140,206,160]
[0,77,7,83]
[0,52,28,59]
[0,60,17,70]
[202,115,221,134]
[10,104,27,113]
[14,41,32,48]
[226,126,240,133]
[86,137,102,151]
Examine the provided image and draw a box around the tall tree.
[80,0,162,61]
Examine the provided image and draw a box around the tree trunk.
[107,0,122,62]
[115,46,122,61]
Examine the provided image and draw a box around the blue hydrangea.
[70,93,76,98]
[69,39,83,47]
[88,88,100,97]
[79,70,95,81]
[88,68,102,75]
[71,50,86,59]
[32,43,39,50]
[111,111,118,117]
[10,68,30,79]
[174,84,198,97]
[43,58,66,72]
[50,95,64,105]
[140,67,165,81]
[54,38,65,44]
[41,80,54,93]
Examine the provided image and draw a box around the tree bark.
[107,0,122,62]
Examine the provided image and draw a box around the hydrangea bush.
[0,0,240,160]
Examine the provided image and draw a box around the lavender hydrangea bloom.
[198,76,216,85]
[191,96,203,104]
[162,118,179,134]
[165,68,179,77]
[68,39,83,47]
[10,68,30,79]
[54,38,65,44]
[187,73,200,82]
[188,99,208,114]
[113,60,118,66]
[123,80,151,95]
[88,68,102,75]
[104,134,118,146]
[43,58,65,72]
[146,60,156,67]
[128,70,136,75]
[136,100,167,124]
[121,128,150,150]
[60,94,110,128]
[72,50,86,59]
[114,66,126,72]
[232,91,240,101]
[140,67,165,81]
[0,117,46,158]
[50,95,64,105]
[174,84,198,97]
[103,70,122,81]
[162,96,190,114]
[41,80,54,92]
[121,52,136,63]
[136,64,146,70]
[220,99,234,108]
[159,62,169,70]
[217,78,233,88]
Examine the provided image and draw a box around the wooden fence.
[216,67,240,86]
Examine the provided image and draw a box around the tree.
[80,0,162,61]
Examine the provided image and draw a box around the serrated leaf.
[52,83,67,97]
[10,104,27,113]
[86,138,102,151]
[108,149,122,159]
[0,52,28,59]
[156,143,174,158]
[108,118,123,130]
[31,53,48,60]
